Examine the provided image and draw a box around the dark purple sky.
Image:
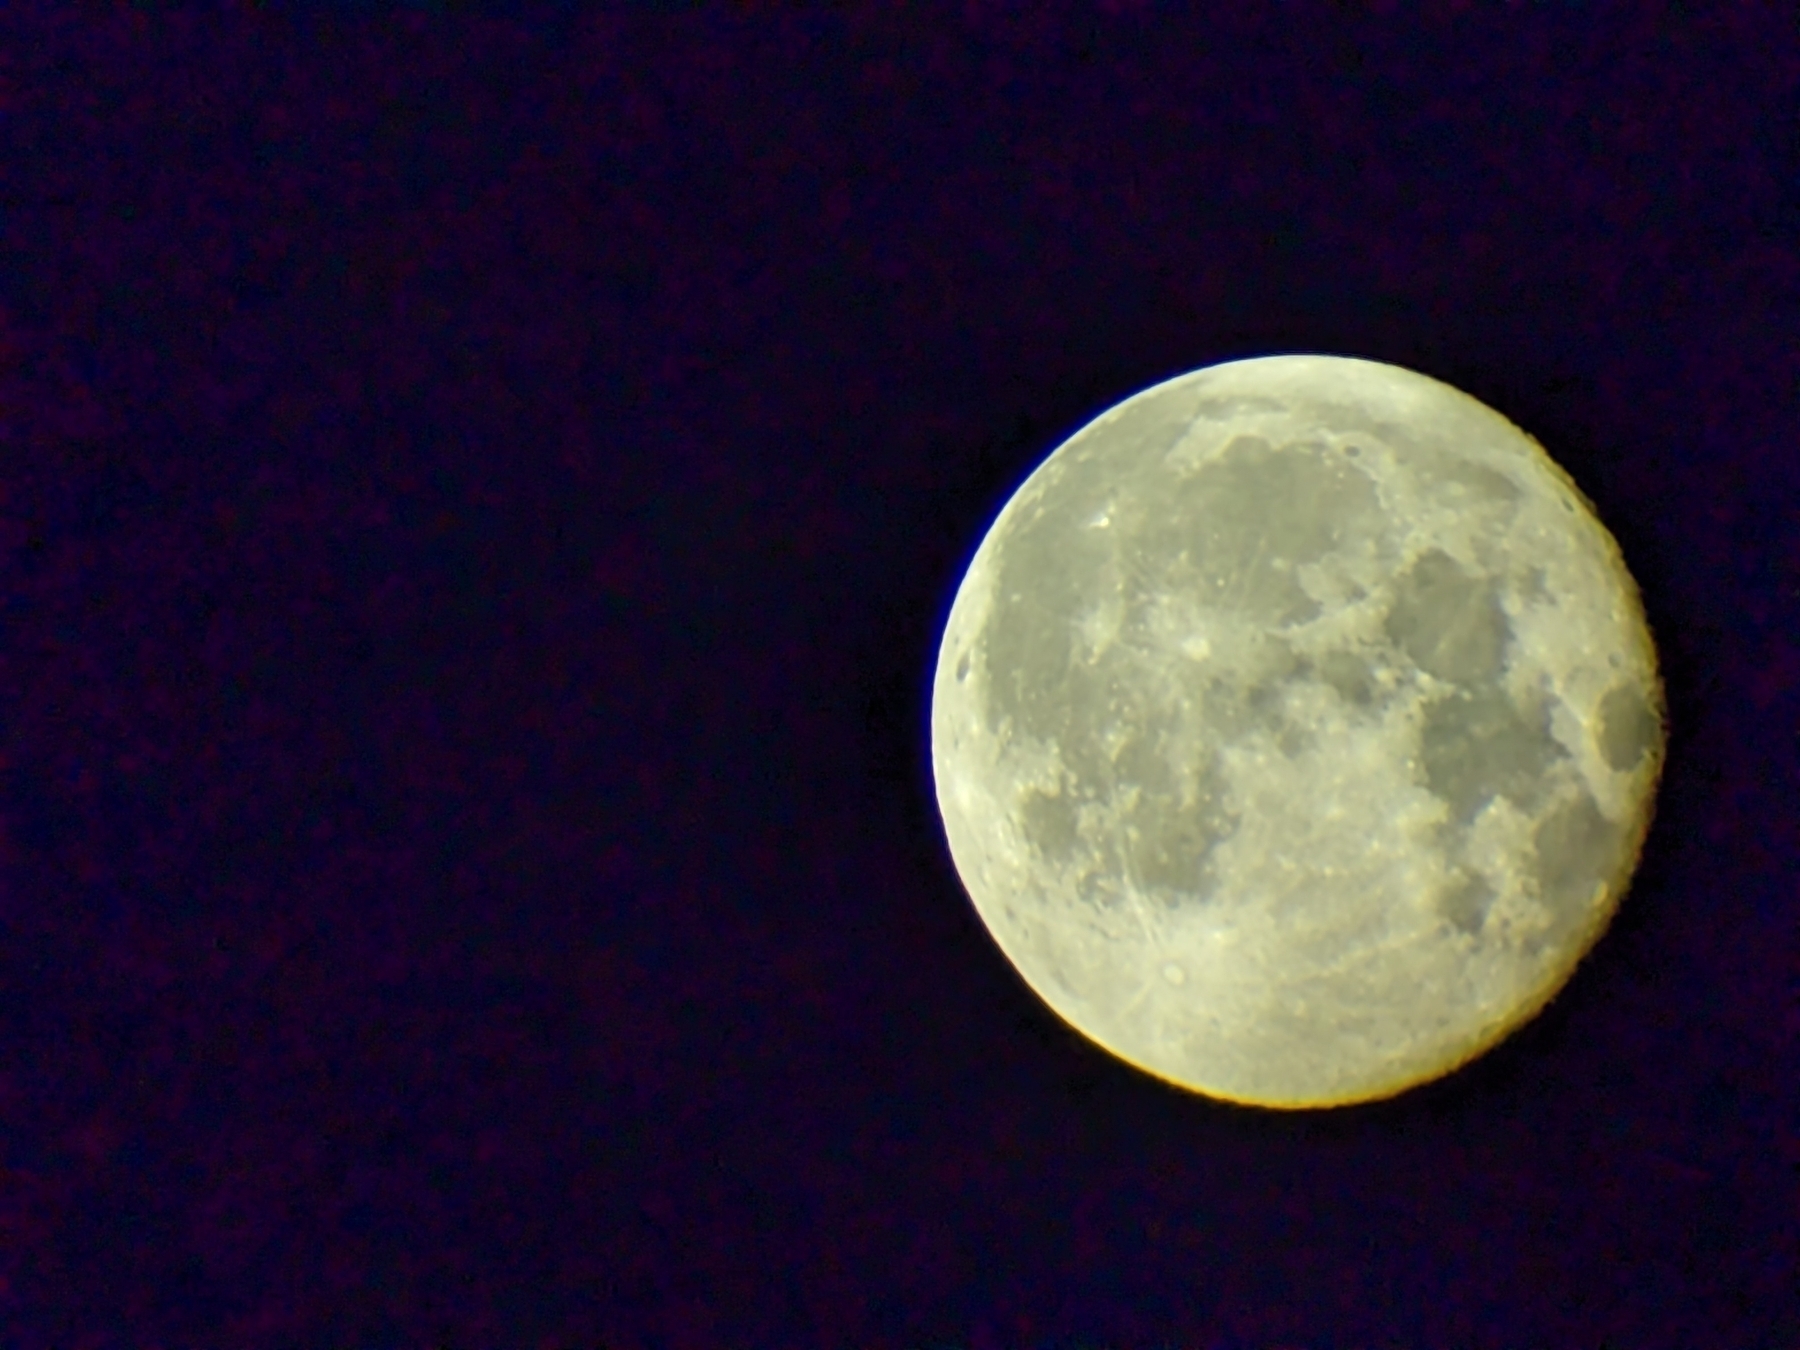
[1,6,1795,1347]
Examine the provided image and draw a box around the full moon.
[931,354,1665,1109]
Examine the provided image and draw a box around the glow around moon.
[931,354,1665,1109]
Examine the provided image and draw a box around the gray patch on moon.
[1534,790,1624,914]
[1595,681,1661,771]
[1017,783,1081,860]
[1436,871,1498,935]
[1418,686,1569,823]
[1384,548,1510,685]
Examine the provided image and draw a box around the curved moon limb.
[931,354,1665,1109]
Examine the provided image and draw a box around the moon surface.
[931,354,1665,1109]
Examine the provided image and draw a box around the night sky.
[1,7,1796,1347]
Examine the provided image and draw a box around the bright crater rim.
[931,354,1665,1109]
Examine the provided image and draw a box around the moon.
[931,354,1666,1109]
